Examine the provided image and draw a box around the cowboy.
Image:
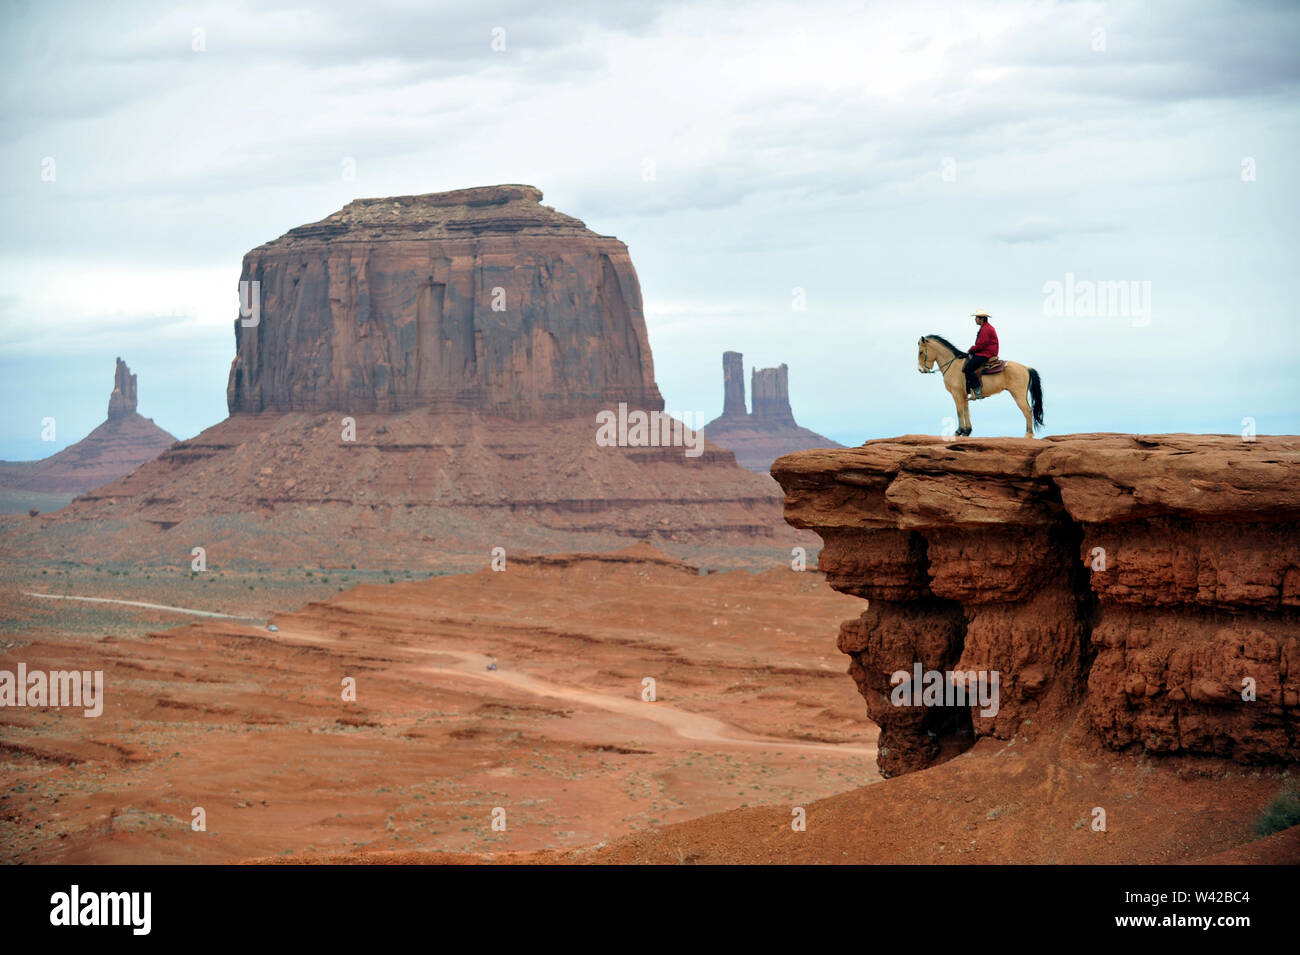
[964,311,999,399]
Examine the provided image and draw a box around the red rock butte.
[9,187,804,567]
[227,184,663,418]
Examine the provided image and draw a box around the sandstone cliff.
[772,434,1300,775]
[227,184,663,418]
[703,352,842,473]
[0,358,175,499]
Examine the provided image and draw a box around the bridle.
[918,337,958,375]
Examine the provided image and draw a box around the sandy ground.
[1,545,877,863]
[2,544,1294,865]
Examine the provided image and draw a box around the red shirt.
[970,322,998,357]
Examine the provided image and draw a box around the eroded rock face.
[227,184,663,418]
[772,434,1300,776]
[751,364,793,423]
[721,351,746,417]
[107,357,137,420]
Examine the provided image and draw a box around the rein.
[919,339,960,374]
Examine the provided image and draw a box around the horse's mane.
[923,334,967,357]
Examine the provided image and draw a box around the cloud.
[989,218,1122,244]
[1,0,1298,458]
[0,0,680,146]
[974,0,1300,102]
[0,308,205,355]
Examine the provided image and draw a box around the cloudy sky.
[2,0,1297,459]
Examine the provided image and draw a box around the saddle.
[977,356,1006,375]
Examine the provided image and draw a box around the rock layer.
[772,434,1300,775]
[703,352,842,474]
[227,184,662,418]
[14,408,801,567]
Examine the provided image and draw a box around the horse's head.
[917,337,936,373]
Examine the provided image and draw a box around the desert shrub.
[1255,782,1300,837]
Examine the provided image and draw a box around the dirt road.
[22,591,258,620]
[418,648,877,758]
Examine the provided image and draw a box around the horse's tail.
[1028,368,1044,431]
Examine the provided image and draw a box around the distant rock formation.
[0,358,176,499]
[226,184,663,418]
[702,352,842,474]
[721,351,746,417]
[773,434,1300,776]
[14,188,810,565]
[750,364,794,423]
[107,357,138,420]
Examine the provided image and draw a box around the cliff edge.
[772,433,1300,776]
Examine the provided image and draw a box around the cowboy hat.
[971,311,990,318]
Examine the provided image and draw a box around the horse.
[917,335,1043,438]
